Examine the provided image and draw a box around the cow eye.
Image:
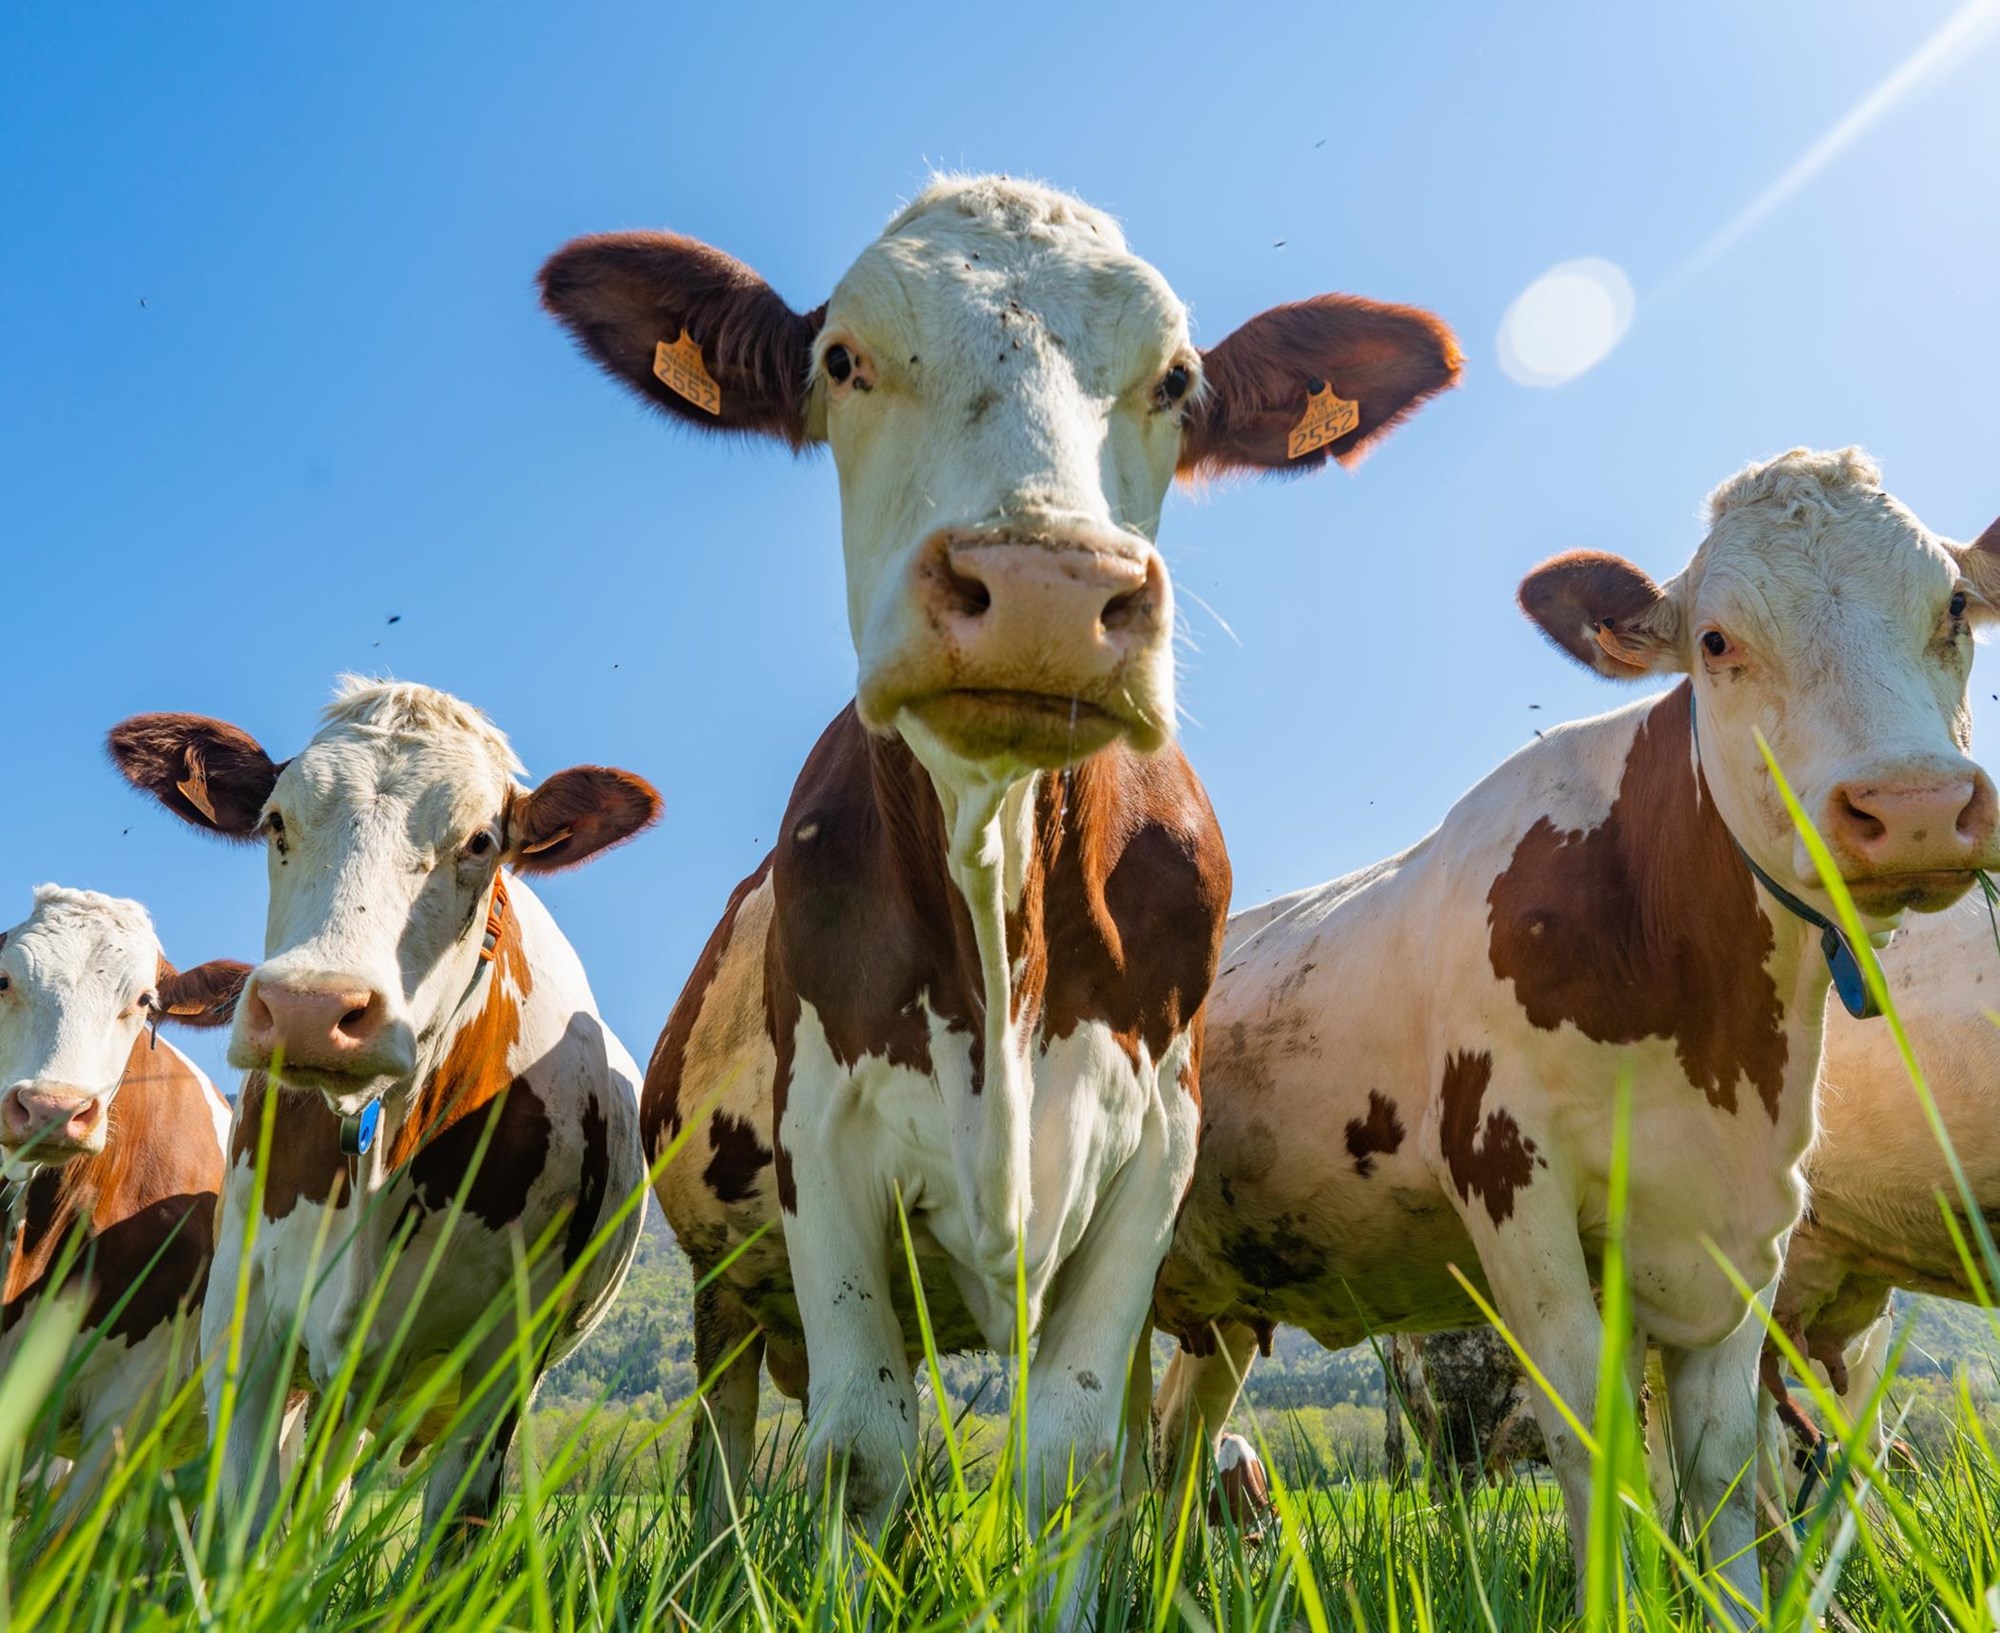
[1701,630,1729,659]
[0,974,10,995]
[264,810,289,855]
[1156,363,1193,408]
[466,831,494,858]
[825,345,853,384]
[1950,590,1969,620]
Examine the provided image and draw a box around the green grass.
[13,762,2000,1629]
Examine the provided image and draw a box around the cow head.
[1520,448,2000,925]
[0,887,246,1164]
[541,175,1460,780]
[107,681,661,1118]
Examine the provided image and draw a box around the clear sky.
[5,1,1997,1087]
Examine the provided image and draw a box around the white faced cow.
[1151,451,2000,1617]
[540,174,1461,1568]
[0,886,244,1512]
[107,680,659,1545]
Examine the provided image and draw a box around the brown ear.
[539,232,825,448]
[107,715,281,838]
[508,767,662,874]
[156,958,252,1028]
[1179,296,1461,478]
[1955,517,2000,617]
[1518,551,1685,679]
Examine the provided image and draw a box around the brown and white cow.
[107,680,659,1544]
[0,886,244,1512]
[1774,884,2000,1439]
[540,174,1460,1568]
[1150,450,2000,1616]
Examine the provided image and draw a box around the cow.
[538,172,1462,1581]
[0,885,245,1514]
[1205,1432,1272,1541]
[1149,449,2000,1618]
[1774,884,2000,1445]
[106,679,659,1545]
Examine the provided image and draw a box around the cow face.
[1520,449,2000,923]
[108,682,660,1117]
[0,887,245,1164]
[541,175,1460,775]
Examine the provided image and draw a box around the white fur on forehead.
[1704,447,1887,531]
[23,885,156,941]
[320,676,526,779]
[880,173,1128,252]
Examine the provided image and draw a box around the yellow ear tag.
[1286,380,1361,460]
[652,329,722,416]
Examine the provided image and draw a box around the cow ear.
[540,232,826,449]
[508,767,662,874]
[1953,517,2000,623]
[107,714,280,838]
[155,958,252,1028]
[1518,550,1686,679]
[1179,296,1461,478]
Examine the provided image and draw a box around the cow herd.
[7,175,1999,1624]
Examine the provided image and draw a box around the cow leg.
[785,1147,916,1541]
[421,1331,533,1552]
[687,1282,765,1538]
[1023,1191,1182,1629]
[1839,1312,1894,1456]
[1119,1325,1153,1502]
[1658,1302,1770,1627]
[201,1251,294,1543]
[1151,1320,1260,1506]
[1472,1200,1617,1611]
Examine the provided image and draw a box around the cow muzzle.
[1811,759,2000,914]
[0,1084,107,1159]
[868,526,1174,767]
[234,971,415,1094]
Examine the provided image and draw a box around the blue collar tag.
[1822,926,1877,1020]
[339,1098,382,1157]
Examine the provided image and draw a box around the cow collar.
[338,875,511,1162]
[1688,697,1879,1020]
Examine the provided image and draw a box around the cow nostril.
[1101,585,1148,635]
[1840,795,1886,843]
[940,556,991,618]
[339,1004,370,1038]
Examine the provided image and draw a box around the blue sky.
[5,1,1997,1086]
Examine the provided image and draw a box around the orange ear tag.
[1286,380,1361,460]
[653,329,722,415]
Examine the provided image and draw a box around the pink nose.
[1819,769,2000,873]
[916,531,1165,687]
[241,978,389,1069]
[0,1087,103,1152]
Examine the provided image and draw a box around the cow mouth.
[1842,869,1982,917]
[266,1061,396,1114]
[903,689,1139,768]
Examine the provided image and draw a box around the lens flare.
[1496,258,1635,388]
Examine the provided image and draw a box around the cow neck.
[343,875,514,1193]
[895,731,1044,1283]
[1687,694,1879,1020]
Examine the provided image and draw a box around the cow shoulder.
[1484,682,1788,1119]
[1039,741,1231,1067]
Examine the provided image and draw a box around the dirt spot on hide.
[1344,1090,1405,1178]
[1222,1213,1328,1294]
[1438,1051,1534,1228]
[1486,683,1787,1121]
[1232,1120,1281,1184]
